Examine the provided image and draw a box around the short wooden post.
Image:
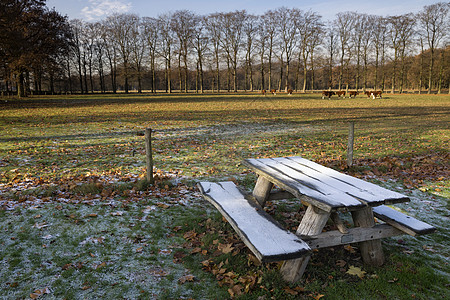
[280,205,331,282]
[145,128,154,184]
[347,122,355,167]
[351,207,385,266]
[252,176,273,206]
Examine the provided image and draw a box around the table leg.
[351,207,385,266]
[252,176,273,206]
[280,205,331,282]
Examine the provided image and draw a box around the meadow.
[0,92,449,299]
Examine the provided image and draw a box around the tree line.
[1,1,449,97]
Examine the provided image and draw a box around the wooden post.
[280,205,331,282]
[252,176,273,207]
[347,122,355,167]
[351,207,385,266]
[145,128,154,184]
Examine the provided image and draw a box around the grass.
[0,92,449,299]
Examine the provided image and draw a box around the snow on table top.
[244,156,410,210]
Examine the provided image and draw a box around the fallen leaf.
[315,294,325,300]
[228,284,243,297]
[178,275,195,284]
[343,245,356,253]
[219,243,234,254]
[284,286,298,295]
[346,265,366,279]
[88,213,97,217]
[388,278,399,283]
[336,259,347,267]
[30,287,51,299]
[136,247,143,253]
[156,203,169,209]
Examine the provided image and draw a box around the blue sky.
[46,0,437,21]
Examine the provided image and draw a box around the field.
[0,93,449,299]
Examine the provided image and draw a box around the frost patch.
[80,236,105,245]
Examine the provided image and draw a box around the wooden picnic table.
[199,156,435,283]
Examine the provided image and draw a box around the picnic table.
[198,156,436,282]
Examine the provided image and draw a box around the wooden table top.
[244,156,410,212]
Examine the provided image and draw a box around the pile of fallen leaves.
[0,168,187,210]
[317,151,449,189]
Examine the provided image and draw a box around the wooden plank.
[245,158,364,211]
[373,205,436,236]
[198,181,311,262]
[280,205,331,282]
[301,224,404,249]
[287,156,410,205]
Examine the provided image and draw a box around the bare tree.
[69,19,85,93]
[106,13,138,93]
[142,17,159,93]
[100,20,118,93]
[296,10,323,92]
[360,15,374,92]
[372,16,387,91]
[204,13,222,92]
[397,14,416,93]
[274,7,299,92]
[243,14,257,91]
[220,11,246,92]
[255,16,268,90]
[192,16,209,93]
[158,14,174,93]
[171,10,196,93]
[262,11,277,91]
[325,23,337,90]
[334,12,354,91]
[130,19,146,93]
[388,15,402,93]
[418,2,449,93]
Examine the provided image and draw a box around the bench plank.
[198,181,310,262]
[373,205,436,236]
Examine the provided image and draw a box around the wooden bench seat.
[373,205,436,236]
[198,181,311,262]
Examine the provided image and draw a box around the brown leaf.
[136,247,143,253]
[284,287,298,295]
[88,213,97,217]
[228,284,243,297]
[343,245,356,253]
[178,275,195,284]
[219,243,234,254]
[30,287,51,299]
[156,202,169,209]
[248,254,262,266]
[336,259,347,267]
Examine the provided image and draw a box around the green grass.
[0,92,449,298]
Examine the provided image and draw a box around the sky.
[45,0,439,22]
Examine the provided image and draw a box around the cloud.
[81,0,132,21]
